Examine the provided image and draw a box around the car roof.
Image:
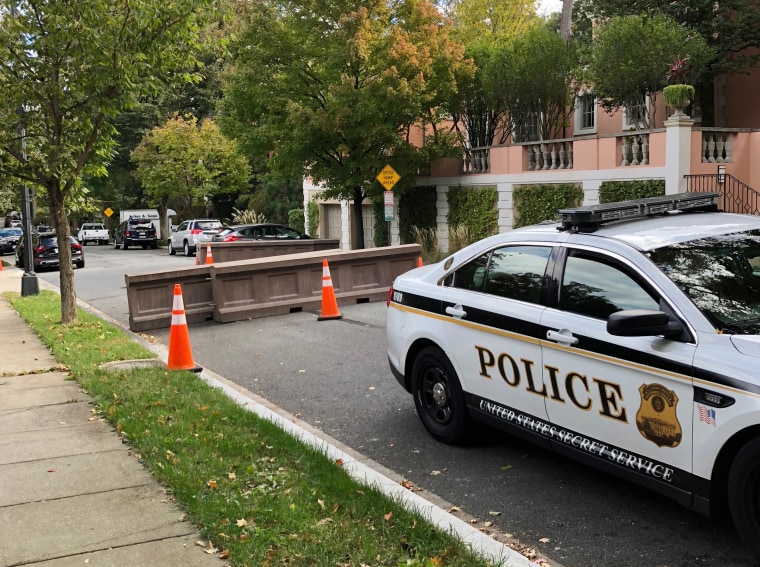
[502,193,760,252]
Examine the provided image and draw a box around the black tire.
[76,259,85,269]
[150,240,158,250]
[121,238,128,250]
[183,241,191,257]
[168,240,176,255]
[728,437,760,560]
[411,346,470,445]
[113,238,118,249]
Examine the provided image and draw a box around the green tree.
[448,0,539,44]
[131,115,251,233]
[502,26,577,140]
[583,14,711,128]
[0,0,212,323]
[219,0,471,249]
[574,0,747,125]
[448,1,576,149]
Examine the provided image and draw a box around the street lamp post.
[10,2,38,296]
[17,108,38,296]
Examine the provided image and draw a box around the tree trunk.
[560,0,573,42]
[352,190,365,250]
[48,182,77,324]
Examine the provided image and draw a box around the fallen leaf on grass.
[207,480,217,489]
[384,511,393,521]
[236,519,247,527]
[539,537,550,543]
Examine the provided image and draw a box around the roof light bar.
[558,192,720,233]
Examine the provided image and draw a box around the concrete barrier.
[125,244,421,331]
[196,239,340,264]
[125,265,213,332]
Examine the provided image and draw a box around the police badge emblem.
[636,383,682,448]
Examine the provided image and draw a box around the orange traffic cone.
[167,284,202,372]
[317,259,342,321]
[417,257,423,268]
[205,243,213,264]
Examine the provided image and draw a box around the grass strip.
[7,290,499,567]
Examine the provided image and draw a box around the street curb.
[19,275,539,567]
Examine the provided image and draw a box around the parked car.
[15,231,84,270]
[77,222,109,245]
[211,223,311,243]
[0,227,23,254]
[387,192,760,560]
[168,219,223,256]
[113,216,158,250]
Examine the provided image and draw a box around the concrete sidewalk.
[0,267,223,567]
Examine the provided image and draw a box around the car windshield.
[649,228,760,334]
[129,219,152,227]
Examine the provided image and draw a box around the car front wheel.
[168,240,175,255]
[728,437,760,561]
[411,346,470,445]
[113,238,118,249]
[183,241,191,257]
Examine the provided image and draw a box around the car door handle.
[546,329,579,345]
[445,304,467,319]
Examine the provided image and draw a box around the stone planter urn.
[663,84,695,117]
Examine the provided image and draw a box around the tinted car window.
[560,253,658,319]
[450,253,489,291]
[196,221,222,230]
[483,246,551,303]
[272,226,302,239]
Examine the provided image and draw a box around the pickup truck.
[77,223,109,245]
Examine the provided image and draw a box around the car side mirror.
[607,309,683,338]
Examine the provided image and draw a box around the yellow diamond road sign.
[104,207,113,218]
[376,164,400,190]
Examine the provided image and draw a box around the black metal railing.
[685,174,760,215]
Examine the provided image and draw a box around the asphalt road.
[22,244,759,567]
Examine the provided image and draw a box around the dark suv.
[15,232,84,270]
[113,217,158,250]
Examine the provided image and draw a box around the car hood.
[730,335,760,358]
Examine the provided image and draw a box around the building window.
[514,113,542,143]
[574,93,596,134]
[623,96,650,130]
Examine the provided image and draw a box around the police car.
[386,192,760,558]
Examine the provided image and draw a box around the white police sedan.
[387,192,760,559]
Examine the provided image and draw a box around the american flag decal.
[698,405,717,427]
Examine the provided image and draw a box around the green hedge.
[598,179,665,203]
[306,200,319,237]
[447,186,498,242]
[287,208,305,233]
[512,184,583,228]
[373,200,389,247]
[399,186,437,244]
